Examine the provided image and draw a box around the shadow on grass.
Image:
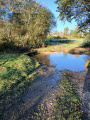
[45,39,75,45]
[0,41,39,58]
[0,42,29,53]
[0,53,40,118]
[80,42,90,48]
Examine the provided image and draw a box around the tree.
[21,1,56,48]
[55,0,90,30]
[69,28,86,38]
[0,0,56,50]
[64,27,69,38]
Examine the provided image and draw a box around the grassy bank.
[54,70,87,120]
[0,52,41,116]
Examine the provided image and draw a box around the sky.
[36,0,77,33]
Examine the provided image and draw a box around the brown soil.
[69,47,90,55]
[38,45,90,55]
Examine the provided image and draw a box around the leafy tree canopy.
[0,0,56,49]
[55,0,90,31]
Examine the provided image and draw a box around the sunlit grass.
[0,52,41,116]
[0,53,40,98]
[34,45,54,52]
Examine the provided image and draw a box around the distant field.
[35,38,84,53]
[45,38,84,45]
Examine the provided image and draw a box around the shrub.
[83,34,90,47]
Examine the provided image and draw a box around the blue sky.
[36,0,77,33]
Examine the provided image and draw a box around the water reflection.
[33,54,50,66]
[33,52,90,71]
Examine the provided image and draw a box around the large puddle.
[33,52,90,71]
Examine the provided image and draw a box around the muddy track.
[1,52,90,120]
[2,66,61,120]
[68,70,90,119]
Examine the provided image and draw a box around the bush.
[54,36,61,39]
[83,34,90,47]
[0,41,15,51]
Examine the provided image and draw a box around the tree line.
[0,0,90,52]
[48,27,88,39]
[0,0,56,51]
[55,0,90,46]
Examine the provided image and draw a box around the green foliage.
[64,27,69,38]
[85,34,90,42]
[47,28,86,40]
[83,34,90,47]
[70,29,84,39]
[0,52,41,116]
[0,0,56,51]
[88,63,90,69]
[55,0,90,30]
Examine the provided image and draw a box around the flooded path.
[2,52,90,120]
[34,52,90,71]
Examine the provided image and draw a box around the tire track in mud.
[2,66,61,120]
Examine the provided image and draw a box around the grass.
[34,45,55,52]
[0,52,41,116]
[34,38,85,53]
[54,70,88,120]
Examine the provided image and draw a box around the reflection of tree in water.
[34,54,50,66]
[74,55,79,58]
[85,56,90,71]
